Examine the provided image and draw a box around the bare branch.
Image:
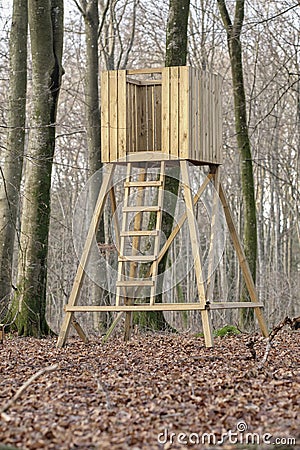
[121,0,139,69]
[95,374,113,410]
[251,78,300,131]
[246,3,299,27]
[233,0,244,37]
[258,316,297,369]
[73,0,86,16]
[98,0,110,38]
[0,364,58,415]
[216,0,232,35]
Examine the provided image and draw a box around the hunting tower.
[57,67,268,348]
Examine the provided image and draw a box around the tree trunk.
[81,0,108,330]
[135,0,190,330]
[0,0,27,319]
[9,0,64,336]
[165,0,190,66]
[83,0,101,175]
[217,0,257,328]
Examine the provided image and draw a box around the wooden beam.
[0,324,4,344]
[127,68,163,75]
[65,303,206,312]
[219,183,269,338]
[162,67,170,155]
[179,66,190,159]
[209,302,264,310]
[115,163,131,307]
[71,316,88,343]
[101,71,109,162]
[102,312,124,343]
[180,160,213,347]
[132,174,213,300]
[118,70,127,159]
[109,71,118,162]
[120,230,159,237]
[65,302,264,313]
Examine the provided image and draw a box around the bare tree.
[0,0,27,318]
[8,0,64,336]
[99,0,139,70]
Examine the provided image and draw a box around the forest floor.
[0,329,299,450]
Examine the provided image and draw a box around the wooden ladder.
[115,161,165,339]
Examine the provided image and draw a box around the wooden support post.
[180,161,214,347]
[109,186,120,251]
[149,161,165,305]
[71,316,88,343]
[102,312,124,343]
[134,175,213,298]
[219,183,269,338]
[57,164,115,347]
[206,166,221,302]
[0,324,4,344]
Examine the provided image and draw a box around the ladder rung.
[123,206,161,212]
[124,181,163,187]
[118,255,157,262]
[116,280,154,287]
[120,230,159,237]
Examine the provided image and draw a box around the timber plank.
[65,302,264,312]
[170,67,179,157]
[179,66,189,159]
[161,67,170,155]
[118,70,127,159]
[109,71,118,162]
[101,71,109,163]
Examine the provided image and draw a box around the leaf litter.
[0,330,299,449]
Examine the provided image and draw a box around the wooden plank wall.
[125,81,162,154]
[101,70,126,162]
[162,66,190,159]
[101,67,222,164]
[192,69,223,164]
[179,67,190,159]
[161,66,222,164]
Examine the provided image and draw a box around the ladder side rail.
[149,161,166,305]
[115,163,132,306]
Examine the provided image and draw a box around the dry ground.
[0,330,299,450]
